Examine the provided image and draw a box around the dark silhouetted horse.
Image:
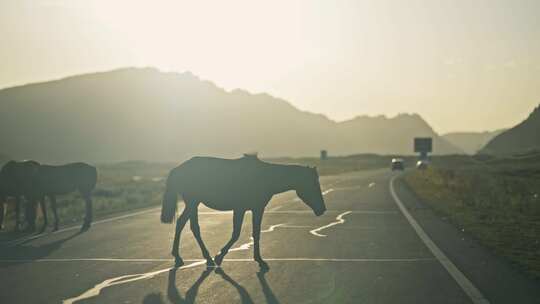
[0,160,42,231]
[161,155,326,270]
[31,163,97,231]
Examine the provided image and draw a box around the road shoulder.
[393,174,540,304]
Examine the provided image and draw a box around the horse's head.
[295,166,326,216]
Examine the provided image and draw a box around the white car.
[391,158,405,171]
[416,159,429,170]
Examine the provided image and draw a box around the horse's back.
[0,160,40,194]
[176,156,266,183]
[171,157,272,208]
[37,162,97,194]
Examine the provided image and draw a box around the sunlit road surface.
[1,169,539,303]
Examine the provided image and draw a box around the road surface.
[1,169,539,303]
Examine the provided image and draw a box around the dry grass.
[404,164,540,278]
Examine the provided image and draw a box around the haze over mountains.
[0,68,466,163]
[481,105,540,155]
[442,130,506,155]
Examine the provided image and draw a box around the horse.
[0,160,42,231]
[161,155,326,271]
[30,162,97,231]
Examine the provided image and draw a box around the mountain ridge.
[481,105,540,155]
[0,67,462,162]
[442,129,506,155]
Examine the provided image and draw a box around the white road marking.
[2,207,161,246]
[322,188,334,196]
[267,210,394,214]
[368,182,376,188]
[1,209,394,247]
[390,175,490,304]
[61,255,436,304]
[309,211,352,237]
[62,260,207,304]
[229,224,285,252]
[200,210,395,215]
[0,257,436,263]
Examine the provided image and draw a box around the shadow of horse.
[257,270,280,304]
[0,230,84,268]
[142,267,280,304]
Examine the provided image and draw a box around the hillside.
[0,68,462,162]
[481,105,540,155]
[442,129,505,154]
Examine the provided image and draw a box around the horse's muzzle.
[314,208,326,216]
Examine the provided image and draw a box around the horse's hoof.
[214,254,224,266]
[53,226,59,232]
[174,257,184,268]
[214,267,224,275]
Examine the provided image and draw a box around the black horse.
[0,160,42,231]
[161,155,326,270]
[30,163,97,231]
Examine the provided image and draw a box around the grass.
[404,154,540,278]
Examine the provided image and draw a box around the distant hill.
[0,153,11,166]
[481,105,540,155]
[0,68,462,163]
[442,129,505,154]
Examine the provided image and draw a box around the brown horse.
[161,155,326,270]
[30,163,97,231]
[0,160,42,231]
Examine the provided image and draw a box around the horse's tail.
[161,176,178,223]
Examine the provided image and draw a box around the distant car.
[416,159,429,170]
[391,158,404,171]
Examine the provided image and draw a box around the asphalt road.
[1,169,539,304]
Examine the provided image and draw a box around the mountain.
[481,105,540,155]
[0,67,462,163]
[0,153,11,165]
[442,129,505,155]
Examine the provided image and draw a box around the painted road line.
[390,175,490,304]
[1,210,394,246]
[62,260,207,304]
[61,257,437,303]
[1,207,161,246]
[310,211,352,237]
[0,257,436,263]
[230,223,286,252]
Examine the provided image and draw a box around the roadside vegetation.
[404,153,540,278]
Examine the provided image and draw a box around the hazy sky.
[1,0,539,133]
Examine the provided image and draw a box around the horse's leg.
[81,193,93,231]
[172,205,191,267]
[39,196,48,232]
[14,197,21,231]
[25,198,37,232]
[215,209,246,266]
[50,195,59,231]
[0,201,4,230]
[252,208,269,271]
[189,206,214,266]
